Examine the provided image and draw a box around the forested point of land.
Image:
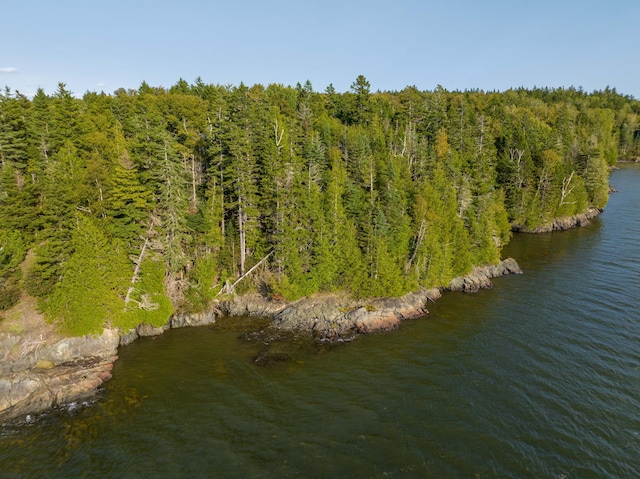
[1,77,639,335]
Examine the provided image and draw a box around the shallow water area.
[1,164,640,478]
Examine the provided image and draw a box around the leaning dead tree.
[124,219,158,309]
[559,171,577,207]
[217,249,274,297]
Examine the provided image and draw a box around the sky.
[1,0,638,98]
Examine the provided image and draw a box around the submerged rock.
[252,348,291,367]
[0,258,523,423]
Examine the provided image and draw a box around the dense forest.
[1,77,639,335]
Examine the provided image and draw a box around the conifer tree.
[107,161,153,246]
[323,148,366,293]
[156,132,191,273]
[1,79,637,316]
[0,228,26,310]
[0,88,29,170]
[225,84,264,277]
[46,215,129,336]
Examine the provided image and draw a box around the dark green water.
[2,165,640,478]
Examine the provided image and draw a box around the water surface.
[2,165,640,478]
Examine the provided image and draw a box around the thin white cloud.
[0,67,18,73]
[96,82,106,87]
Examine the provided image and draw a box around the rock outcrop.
[170,309,219,329]
[219,293,289,318]
[0,258,522,423]
[261,258,522,340]
[0,328,119,423]
[268,288,442,340]
[512,208,602,233]
[447,257,523,293]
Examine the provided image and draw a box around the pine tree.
[350,75,372,125]
[25,140,88,298]
[157,132,191,273]
[322,148,366,294]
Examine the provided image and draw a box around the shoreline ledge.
[0,258,521,424]
[0,329,119,424]
[511,207,603,233]
[223,257,523,341]
[0,203,605,423]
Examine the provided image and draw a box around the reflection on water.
[1,165,640,478]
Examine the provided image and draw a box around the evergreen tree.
[1,79,637,318]
[119,256,173,330]
[225,84,264,277]
[0,88,29,170]
[350,75,372,125]
[45,215,129,336]
[0,228,27,310]
[107,161,153,246]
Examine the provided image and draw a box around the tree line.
[1,77,638,335]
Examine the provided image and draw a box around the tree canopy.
[1,79,638,334]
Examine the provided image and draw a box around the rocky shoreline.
[0,328,119,424]
[228,257,523,342]
[511,208,603,233]
[0,258,522,424]
[1,205,604,423]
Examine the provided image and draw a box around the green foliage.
[182,255,219,313]
[1,80,637,321]
[467,191,511,265]
[583,153,610,208]
[45,215,130,336]
[0,229,27,277]
[0,164,41,241]
[0,280,21,311]
[0,229,27,311]
[117,257,173,330]
[270,273,305,302]
[107,163,153,245]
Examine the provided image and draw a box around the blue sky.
[1,0,638,98]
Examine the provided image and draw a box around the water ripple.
[2,165,640,478]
